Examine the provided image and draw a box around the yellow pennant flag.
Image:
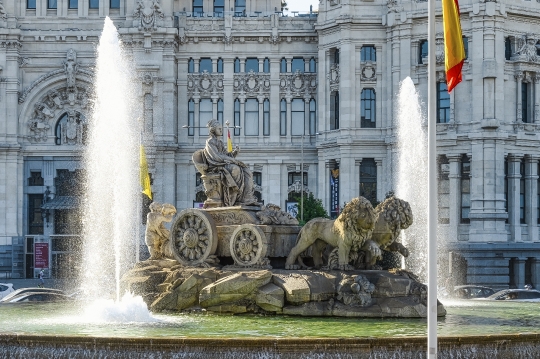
[227,128,233,153]
[442,0,465,92]
[140,145,152,200]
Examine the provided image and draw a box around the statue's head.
[207,119,222,136]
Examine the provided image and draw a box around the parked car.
[481,289,540,302]
[0,287,65,303]
[4,292,74,303]
[0,283,15,300]
[449,285,495,299]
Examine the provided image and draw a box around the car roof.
[0,287,64,302]
[487,289,540,299]
[9,292,72,302]
[453,285,493,290]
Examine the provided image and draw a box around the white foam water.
[84,292,159,323]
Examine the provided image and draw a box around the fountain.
[0,19,539,359]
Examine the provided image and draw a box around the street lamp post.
[301,133,304,223]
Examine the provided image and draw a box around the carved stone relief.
[0,1,7,20]
[188,72,224,97]
[60,110,86,145]
[279,72,317,97]
[134,0,164,31]
[233,72,270,96]
[26,86,91,143]
[436,34,445,65]
[513,34,539,63]
[361,64,376,82]
[328,64,340,92]
[63,49,79,91]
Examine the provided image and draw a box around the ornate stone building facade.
[0,0,539,289]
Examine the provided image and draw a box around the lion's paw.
[339,264,355,271]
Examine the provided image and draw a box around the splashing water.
[82,17,140,302]
[395,77,428,282]
[84,292,159,323]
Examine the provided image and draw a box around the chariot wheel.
[229,224,268,266]
[169,209,218,266]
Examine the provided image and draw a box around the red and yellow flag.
[442,0,465,92]
[227,129,233,153]
[140,145,152,200]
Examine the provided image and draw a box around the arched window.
[217,99,224,126]
[361,45,376,62]
[199,58,212,73]
[263,99,270,136]
[280,99,287,135]
[234,99,241,136]
[188,58,195,73]
[234,58,240,73]
[263,58,270,73]
[55,111,86,145]
[217,58,223,73]
[360,88,376,128]
[309,57,316,73]
[309,99,316,135]
[188,99,195,136]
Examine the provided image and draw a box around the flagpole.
[427,0,438,357]
[137,130,142,263]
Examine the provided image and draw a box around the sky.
[286,0,319,12]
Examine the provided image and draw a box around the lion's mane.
[336,196,376,248]
[375,196,413,236]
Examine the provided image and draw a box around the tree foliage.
[289,192,329,225]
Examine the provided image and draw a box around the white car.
[0,283,15,300]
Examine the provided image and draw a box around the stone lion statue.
[285,197,378,271]
[363,195,413,268]
[145,202,177,260]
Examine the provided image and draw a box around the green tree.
[290,192,329,225]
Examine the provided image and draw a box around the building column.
[514,257,527,289]
[285,96,292,142]
[532,258,539,289]
[534,74,540,123]
[525,155,539,242]
[375,159,383,202]
[257,95,264,140]
[192,97,200,144]
[448,155,461,241]
[508,154,523,242]
[516,72,523,122]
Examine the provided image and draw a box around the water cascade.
[82,17,140,302]
[395,77,428,281]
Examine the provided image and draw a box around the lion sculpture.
[285,197,378,271]
[363,195,413,268]
[145,202,177,259]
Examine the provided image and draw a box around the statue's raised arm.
[192,119,258,208]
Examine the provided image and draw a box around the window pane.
[199,58,212,73]
[217,58,223,73]
[193,0,203,14]
[69,0,78,9]
[110,0,120,9]
[361,46,376,61]
[199,99,212,136]
[361,88,376,128]
[280,58,287,73]
[360,159,377,204]
[309,58,316,73]
[188,100,194,136]
[235,0,246,12]
[437,82,450,123]
[291,99,304,136]
[217,99,224,126]
[48,0,57,9]
[214,0,224,15]
[419,40,428,64]
[245,99,259,136]
[245,58,259,73]
[89,0,98,8]
[234,58,240,73]
[280,99,287,136]
[291,58,304,73]
[234,99,240,136]
[263,99,270,136]
[309,99,316,135]
[263,58,270,73]
[27,0,36,9]
[188,58,194,73]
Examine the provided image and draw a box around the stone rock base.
[121,260,446,318]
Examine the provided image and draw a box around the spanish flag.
[140,145,152,200]
[442,0,465,92]
[227,128,233,153]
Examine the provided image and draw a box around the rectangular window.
[48,0,57,9]
[217,99,224,126]
[291,58,305,73]
[280,58,287,73]
[361,45,376,62]
[193,0,203,16]
[263,99,270,136]
[27,0,36,9]
[235,0,246,13]
[214,0,224,16]
[244,99,259,136]
[199,99,212,136]
[462,36,469,60]
[522,82,530,123]
[461,155,470,224]
[69,0,78,9]
[333,49,340,65]
[291,99,305,136]
[419,40,428,64]
[188,100,195,136]
[361,88,376,128]
[309,99,316,135]
[360,159,377,205]
[89,0,99,9]
[110,0,120,9]
[280,99,287,136]
[437,82,450,123]
[28,194,44,235]
[330,92,339,130]
[288,172,307,186]
[28,171,44,186]
[505,37,513,61]
[199,58,212,73]
[245,58,259,73]
[234,99,240,136]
